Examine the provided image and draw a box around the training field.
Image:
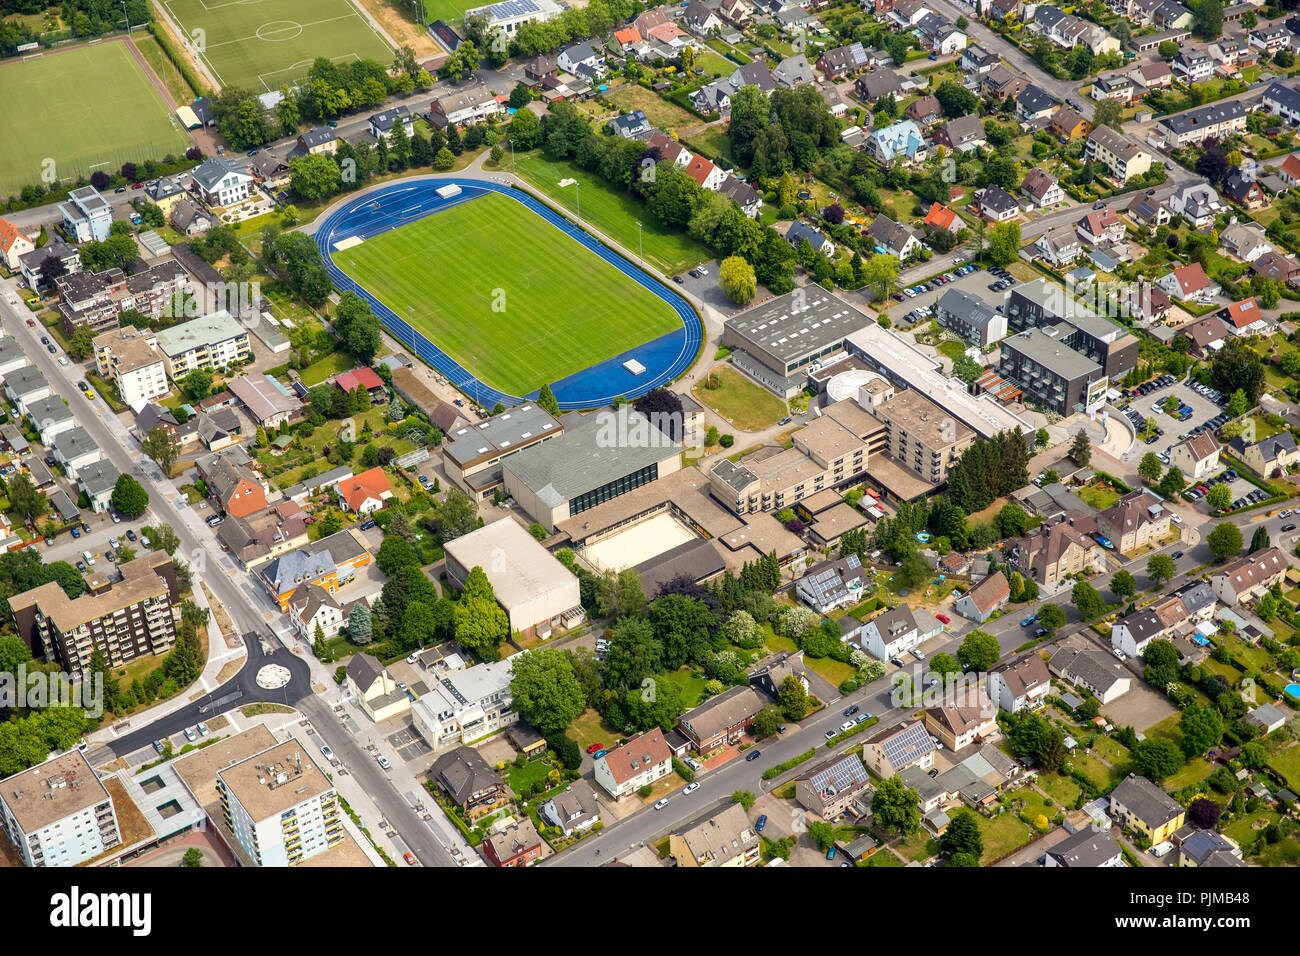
[339,192,683,398]
[162,0,393,91]
[0,41,190,198]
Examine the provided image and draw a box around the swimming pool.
[1286,683,1300,698]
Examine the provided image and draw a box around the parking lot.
[386,726,432,763]
[881,261,1000,326]
[1119,376,1230,456]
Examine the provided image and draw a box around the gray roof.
[443,402,561,467]
[48,489,80,522]
[77,459,121,498]
[1047,827,1121,866]
[368,105,411,132]
[867,215,916,255]
[979,183,1019,213]
[1159,99,1245,136]
[299,127,337,149]
[1172,580,1215,616]
[866,720,934,772]
[1110,774,1184,829]
[1050,646,1127,695]
[155,310,245,357]
[787,220,830,251]
[1001,327,1102,380]
[191,156,251,191]
[53,426,98,462]
[724,285,870,367]
[5,365,46,397]
[25,394,72,428]
[431,746,505,805]
[501,408,677,508]
[937,287,998,329]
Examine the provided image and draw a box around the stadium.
[311,177,703,410]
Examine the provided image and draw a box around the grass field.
[422,0,482,23]
[514,152,712,275]
[339,192,682,397]
[163,0,393,91]
[0,41,190,198]
[692,366,787,431]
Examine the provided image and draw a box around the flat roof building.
[443,518,584,638]
[1004,278,1139,382]
[997,325,1108,416]
[154,310,251,379]
[443,402,563,500]
[502,407,681,529]
[721,286,873,396]
[0,750,120,867]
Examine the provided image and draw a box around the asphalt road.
[0,290,461,868]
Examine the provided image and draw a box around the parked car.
[152,740,166,754]
[585,742,604,754]
[654,798,669,810]
[843,705,859,717]
[183,727,197,742]
[936,613,950,624]
[404,852,417,865]
[376,754,392,771]
[824,730,837,740]
[745,749,761,761]
[756,813,767,831]
[197,722,209,737]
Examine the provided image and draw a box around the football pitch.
[162,0,393,92]
[0,41,190,198]
[338,192,683,398]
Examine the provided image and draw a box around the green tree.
[957,630,999,671]
[453,569,509,659]
[1193,0,1223,39]
[1157,468,1185,499]
[719,255,757,305]
[6,473,47,524]
[1179,703,1224,758]
[1111,569,1137,599]
[1069,430,1092,466]
[110,475,149,518]
[1038,603,1066,630]
[1134,737,1186,779]
[939,809,984,862]
[182,368,214,402]
[182,847,203,867]
[1138,452,1163,482]
[1147,553,1176,586]
[509,648,586,735]
[1250,525,1270,554]
[537,383,560,417]
[778,673,810,721]
[872,775,921,835]
[1206,522,1243,561]
[988,221,1022,265]
[732,789,756,811]
[861,254,900,302]
[1206,483,1231,511]
[1072,581,1105,620]
[1092,97,1123,130]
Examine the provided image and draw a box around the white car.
[376,754,392,771]
[1113,648,1126,661]
[654,798,670,810]
[683,782,700,794]
[1171,514,1182,524]
[57,357,68,366]
[840,720,855,732]
[1281,509,1293,519]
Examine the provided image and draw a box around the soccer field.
[163,0,393,92]
[0,41,190,198]
[339,192,683,398]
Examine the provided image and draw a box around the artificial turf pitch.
[162,0,392,92]
[338,192,682,398]
[0,41,190,198]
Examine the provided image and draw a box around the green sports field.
[162,0,393,91]
[0,41,190,198]
[422,0,483,24]
[338,192,682,397]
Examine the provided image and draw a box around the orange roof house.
[0,218,35,271]
[923,202,959,234]
[337,466,393,515]
[612,26,642,49]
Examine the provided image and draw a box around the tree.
[719,256,757,305]
[732,789,756,811]
[1180,702,1224,757]
[537,383,560,417]
[1206,483,1231,512]
[1158,39,1179,59]
[110,475,148,518]
[935,80,979,118]
[861,254,900,302]
[1038,603,1066,630]
[1193,0,1223,39]
[182,368,214,402]
[141,425,181,478]
[778,673,810,721]
[1227,388,1249,418]
[1249,524,1270,555]
[433,147,455,170]
[1092,97,1123,131]
[6,473,47,524]
[1072,581,1105,620]
[1157,468,1185,499]
[509,648,586,735]
[1138,452,1163,482]
[1134,737,1185,779]
[1069,430,1092,466]
[1188,796,1221,830]
[508,108,541,150]
[68,325,97,360]
[1147,553,1176,586]
[1206,522,1243,561]
[957,630,999,671]
[939,809,984,862]
[349,603,373,644]
[872,775,921,835]
[289,153,341,200]
[1111,569,1137,600]
[1211,338,1264,406]
[182,847,203,867]
[808,820,836,852]
[988,221,1022,265]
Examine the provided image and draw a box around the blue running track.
[312,178,704,410]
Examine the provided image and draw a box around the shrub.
[719,434,735,448]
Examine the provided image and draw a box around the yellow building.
[1109,774,1186,845]
[669,803,760,867]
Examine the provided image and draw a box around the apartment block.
[154,310,251,379]
[0,751,120,867]
[54,260,188,335]
[93,326,169,407]
[218,739,344,866]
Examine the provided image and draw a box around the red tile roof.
[923,202,958,232]
[338,466,391,511]
[335,367,384,392]
[1282,154,1300,181]
[1222,297,1262,329]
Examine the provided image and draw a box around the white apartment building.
[0,751,121,867]
[217,739,343,866]
[93,326,169,407]
[409,658,516,751]
[154,310,251,379]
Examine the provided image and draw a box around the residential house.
[1045,827,1124,866]
[293,127,338,158]
[1219,221,1272,262]
[345,653,413,722]
[59,186,113,242]
[288,583,344,641]
[1228,431,1300,478]
[936,286,1006,346]
[1049,106,1091,141]
[981,64,1029,101]
[1157,100,1246,148]
[987,654,1052,712]
[1263,81,1300,124]
[1278,153,1300,188]
[1097,490,1171,555]
[904,94,942,128]
[854,69,903,103]
[796,553,866,612]
[1125,192,1170,231]
[856,603,940,661]
[1182,315,1230,358]
[866,215,922,260]
[428,89,504,129]
[482,818,543,867]
[170,200,212,237]
[785,220,835,257]
[1077,207,1124,246]
[1049,646,1131,702]
[190,157,256,207]
[817,42,870,78]
[1130,59,1174,89]
[429,746,509,819]
[1092,72,1139,104]
[1036,225,1082,268]
[923,685,998,751]
[19,242,80,293]
[1211,547,1289,604]
[1222,167,1266,209]
[1021,167,1064,208]
[1170,181,1228,229]
[862,720,936,776]
[684,153,728,191]
[720,174,763,218]
[197,449,268,518]
[1167,431,1221,483]
[1251,250,1300,285]
[677,686,765,751]
[954,571,1010,623]
[539,780,601,835]
[0,218,35,270]
[1219,297,1271,337]
[977,184,1020,222]
[1017,84,1061,124]
[669,803,760,867]
[866,118,927,163]
[961,43,999,73]
[333,367,387,404]
[607,110,651,138]
[1246,702,1288,735]
[1173,47,1213,82]
[922,202,961,234]
[216,503,310,570]
[934,114,987,153]
[336,466,393,515]
[1109,774,1186,844]
[795,753,873,818]
[1156,262,1220,304]
[1005,521,1106,589]
[773,53,815,88]
[593,729,673,798]
[1250,23,1289,52]
[682,0,722,34]
[558,41,607,76]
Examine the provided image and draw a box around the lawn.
[133,33,197,106]
[514,151,712,275]
[937,340,966,361]
[1266,741,1300,787]
[1038,773,1083,807]
[607,84,698,131]
[683,126,733,165]
[300,350,356,386]
[339,191,682,398]
[568,708,621,754]
[1163,757,1213,790]
[1068,753,1123,791]
[0,40,190,198]
[692,366,787,431]
[505,757,554,795]
[976,812,1034,864]
[893,830,938,862]
[1078,485,1120,511]
[162,0,393,91]
[422,0,484,23]
[660,667,708,709]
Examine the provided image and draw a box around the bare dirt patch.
[216,657,246,685]
[354,0,439,57]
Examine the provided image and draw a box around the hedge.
[148,20,208,99]
[761,747,817,780]
[823,715,879,748]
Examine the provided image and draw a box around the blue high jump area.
[312,178,704,410]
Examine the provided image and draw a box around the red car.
[26,318,35,327]
[404,851,417,865]
[585,742,604,754]
[130,182,144,189]
[936,613,950,625]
